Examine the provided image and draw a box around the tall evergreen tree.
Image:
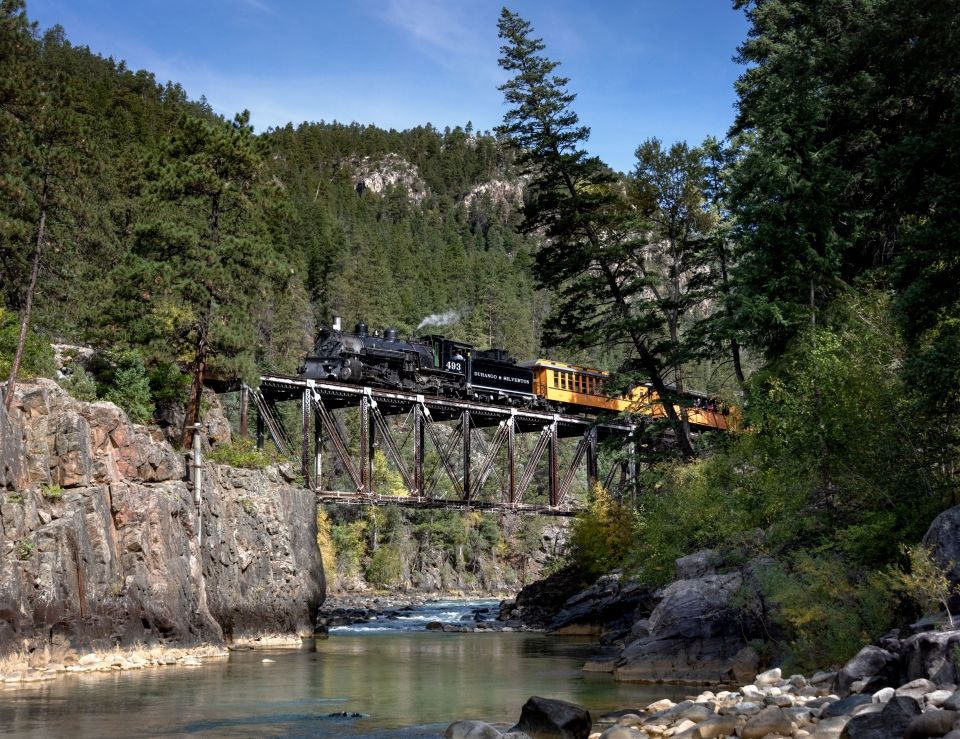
[128,111,284,445]
[1,7,89,407]
[496,8,697,457]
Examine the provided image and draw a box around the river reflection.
[0,607,686,737]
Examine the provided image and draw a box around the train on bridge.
[299,321,735,431]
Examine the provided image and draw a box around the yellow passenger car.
[523,359,736,431]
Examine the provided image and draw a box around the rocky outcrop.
[613,569,762,684]
[461,178,525,211]
[352,153,428,204]
[0,380,324,654]
[924,505,960,612]
[503,551,765,685]
[546,573,654,641]
[498,565,588,629]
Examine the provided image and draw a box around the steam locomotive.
[299,320,538,406]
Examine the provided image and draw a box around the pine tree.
[496,8,697,457]
[1,7,89,406]
[129,111,285,445]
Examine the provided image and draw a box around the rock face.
[613,568,762,684]
[924,505,960,613]
[546,573,654,640]
[0,380,324,654]
[352,153,428,204]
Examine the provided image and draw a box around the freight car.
[299,321,734,430]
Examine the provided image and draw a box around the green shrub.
[41,483,63,500]
[7,491,25,505]
[757,552,897,672]
[365,544,403,587]
[0,309,55,381]
[332,520,367,579]
[892,544,957,627]
[16,538,34,560]
[58,366,98,402]
[208,438,275,469]
[100,350,155,423]
[569,483,639,579]
[373,450,408,497]
[148,361,190,405]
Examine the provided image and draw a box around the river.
[0,601,685,737]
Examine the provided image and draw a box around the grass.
[16,538,35,560]
[41,483,64,500]
[208,438,277,469]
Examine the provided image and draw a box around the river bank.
[446,665,960,738]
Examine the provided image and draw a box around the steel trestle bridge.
[235,375,640,516]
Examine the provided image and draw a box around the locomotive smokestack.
[333,316,341,331]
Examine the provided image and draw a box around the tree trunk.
[5,174,48,411]
[180,314,209,449]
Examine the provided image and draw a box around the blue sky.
[24,0,749,174]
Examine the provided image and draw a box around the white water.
[330,599,496,635]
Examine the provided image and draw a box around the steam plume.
[416,310,461,331]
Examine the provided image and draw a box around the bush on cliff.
[569,483,638,579]
[0,309,55,381]
[208,438,276,469]
[757,552,897,673]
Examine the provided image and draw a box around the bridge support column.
[462,410,471,502]
[627,433,639,507]
[414,403,424,497]
[507,414,516,506]
[359,392,371,495]
[313,396,322,493]
[256,407,265,450]
[586,427,598,492]
[301,389,311,488]
[548,418,558,507]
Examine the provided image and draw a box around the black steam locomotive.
[299,321,537,405]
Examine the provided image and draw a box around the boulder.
[675,550,719,580]
[840,696,921,739]
[902,630,960,684]
[614,571,761,684]
[741,705,792,739]
[445,720,503,739]
[693,716,737,739]
[895,678,937,701]
[598,728,643,739]
[549,576,653,642]
[823,694,874,718]
[509,697,591,739]
[904,710,960,739]
[834,645,901,696]
[923,505,960,612]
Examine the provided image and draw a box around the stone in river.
[445,719,503,739]
[509,696,591,739]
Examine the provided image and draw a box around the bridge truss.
[245,375,639,516]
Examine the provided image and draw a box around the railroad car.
[522,359,735,431]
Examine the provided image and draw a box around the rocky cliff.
[0,380,324,654]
